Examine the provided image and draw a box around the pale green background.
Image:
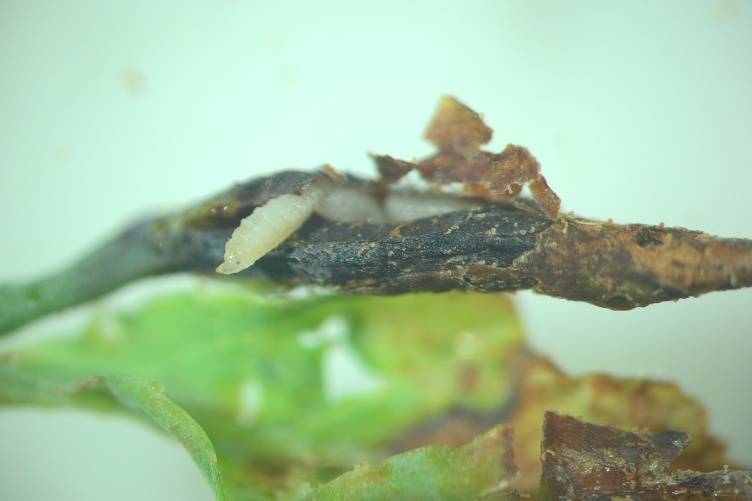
[1,1,750,500]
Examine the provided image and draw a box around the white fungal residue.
[297,316,349,349]
[322,342,384,402]
[313,187,484,226]
[383,191,482,221]
[95,315,125,343]
[216,182,325,274]
[235,379,263,426]
[297,316,384,401]
[314,186,387,224]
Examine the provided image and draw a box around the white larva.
[216,182,325,274]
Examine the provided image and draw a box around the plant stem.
[1,174,750,335]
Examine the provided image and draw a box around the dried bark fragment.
[527,176,560,223]
[424,96,494,155]
[371,154,416,184]
[539,411,752,501]
[507,357,727,495]
[401,96,562,219]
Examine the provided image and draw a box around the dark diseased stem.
[5,97,749,335]
[254,206,551,294]
[254,209,752,309]
[1,182,750,335]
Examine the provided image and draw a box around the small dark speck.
[636,228,663,247]
[119,63,148,96]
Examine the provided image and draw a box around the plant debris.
[373,96,561,219]
[506,356,728,495]
[3,287,750,500]
[539,411,752,501]
[390,353,732,498]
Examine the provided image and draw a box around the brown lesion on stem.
[514,217,752,309]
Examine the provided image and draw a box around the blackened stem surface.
[1,194,751,335]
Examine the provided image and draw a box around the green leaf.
[299,424,517,500]
[1,286,524,500]
[103,374,226,501]
[0,366,226,501]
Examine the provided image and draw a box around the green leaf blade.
[301,424,517,500]
[0,366,227,501]
[103,374,226,501]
